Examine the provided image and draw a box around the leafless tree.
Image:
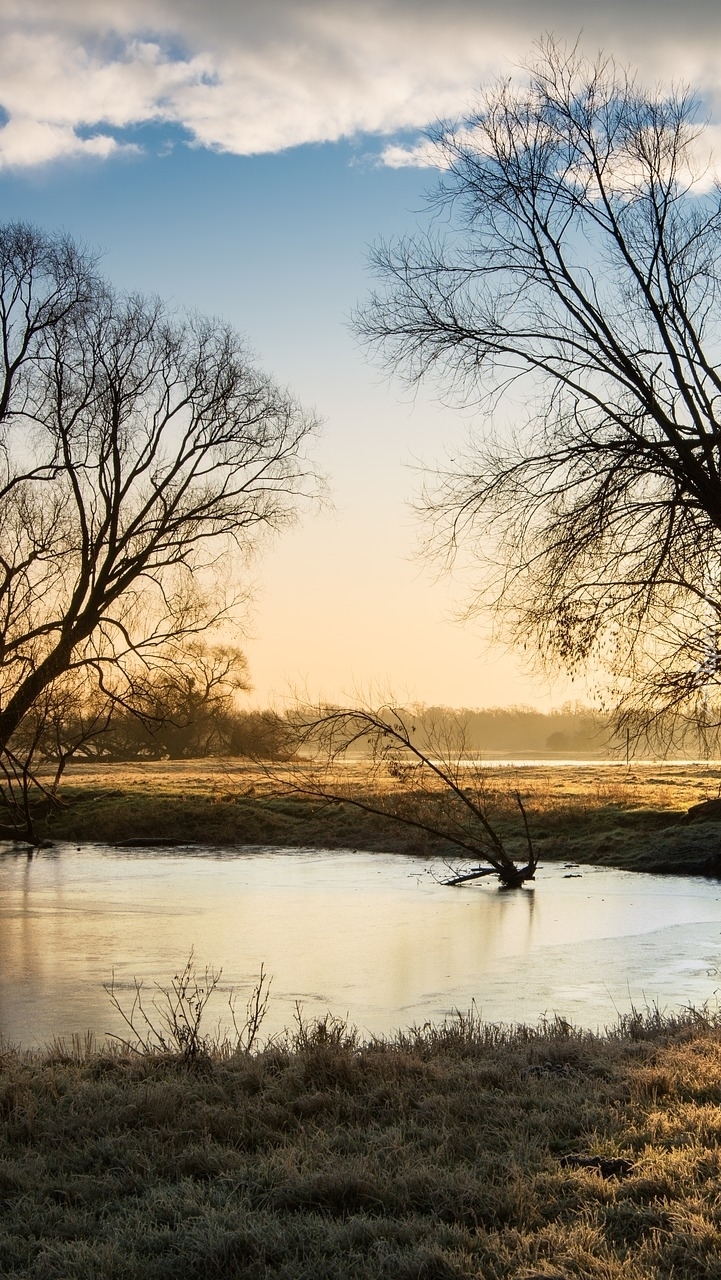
[0,643,252,837]
[277,703,537,888]
[0,223,319,768]
[358,41,721,740]
[12,640,247,760]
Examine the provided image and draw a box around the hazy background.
[1,0,720,707]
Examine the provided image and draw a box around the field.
[3,1009,721,1278]
[20,757,721,876]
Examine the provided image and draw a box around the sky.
[1,0,721,709]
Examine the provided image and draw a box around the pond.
[1,844,721,1047]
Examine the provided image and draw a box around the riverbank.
[2,1008,721,1278]
[15,758,721,876]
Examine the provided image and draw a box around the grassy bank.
[17,758,721,876]
[3,1010,721,1278]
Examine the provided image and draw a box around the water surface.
[1,844,720,1045]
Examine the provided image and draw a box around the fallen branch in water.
[266,702,537,889]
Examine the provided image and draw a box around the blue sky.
[2,130,509,706]
[1,1,719,707]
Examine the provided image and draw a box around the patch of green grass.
[37,786,441,855]
[3,1010,721,1277]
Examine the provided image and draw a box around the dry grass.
[497,762,721,817]
[35,756,721,810]
[36,756,721,819]
[18,758,721,877]
[3,1009,721,1277]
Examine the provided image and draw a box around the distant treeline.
[38,699,616,763]
[409,704,721,758]
[17,678,719,766]
[84,705,294,762]
[9,648,294,769]
[19,689,617,765]
[417,704,612,755]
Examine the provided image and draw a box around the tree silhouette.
[0,223,319,761]
[359,42,721,738]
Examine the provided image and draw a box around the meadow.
[3,1007,721,1278]
[24,757,721,877]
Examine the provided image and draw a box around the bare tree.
[277,703,537,888]
[358,42,721,738]
[0,643,252,837]
[0,223,319,762]
[69,642,250,761]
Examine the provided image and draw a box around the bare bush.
[105,949,271,1060]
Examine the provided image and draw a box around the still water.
[1,843,721,1046]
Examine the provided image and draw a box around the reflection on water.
[1,844,721,1045]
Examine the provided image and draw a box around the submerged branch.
[441,866,498,886]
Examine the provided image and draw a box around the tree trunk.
[0,629,89,753]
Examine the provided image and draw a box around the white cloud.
[2,1,721,169]
[0,116,128,167]
[380,139,444,170]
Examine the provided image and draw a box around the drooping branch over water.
[273,702,537,888]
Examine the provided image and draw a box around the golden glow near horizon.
[237,381,580,710]
[243,508,579,710]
